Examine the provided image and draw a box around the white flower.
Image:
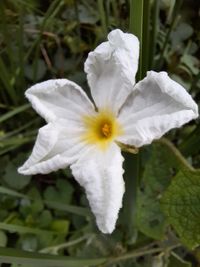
[18,29,198,234]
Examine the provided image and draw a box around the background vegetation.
[0,0,200,266]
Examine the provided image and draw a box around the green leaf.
[44,179,74,204]
[26,187,44,215]
[3,154,31,190]
[0,247,106,267]
[38,210,52,228]
[50,219,69,235]
[161,169,200,249]
[137,143,171,239]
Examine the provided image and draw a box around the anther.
[101,123,112,137]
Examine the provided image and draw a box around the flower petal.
[18,119,91,175]
[25,79,95,123]
[71,143,125,234]
[84,29,139,114]
[117,71,198,147]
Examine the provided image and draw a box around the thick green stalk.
[120,0,144,243]
[120,153,139,243]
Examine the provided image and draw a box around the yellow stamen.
[81,109,123,150]
[101,123,112,138]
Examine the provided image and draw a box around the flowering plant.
[19,29,198,234]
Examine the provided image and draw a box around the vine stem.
[40,234,92,255]
[101,243,181,266]
[156,137,195,171]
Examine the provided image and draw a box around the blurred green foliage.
[0,0,200,266]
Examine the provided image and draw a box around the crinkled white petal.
[84,29,139,114]
[117,71,199,147]
[25,79,95,123]
[71,143,125,234]
[18,119,91,175]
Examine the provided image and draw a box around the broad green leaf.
[137,143,171,239]
[0,247,106,267]
[161,169,200,249]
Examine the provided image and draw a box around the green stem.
[122,0,145,243]
[120,153,139,243]
[157,137,194,171]
[103,243,180,266]
[40,234,92,254]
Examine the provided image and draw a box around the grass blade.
[0,185,90,217]
[157,0,183,68]
[98,0,108,37]
[44,200,91,217]
[0,247,106,267]
[142,0,151,77]
[149,0,160,69]
[0,186,28,199]
[129,0,144,81]
[0,104,30,124]
[0,223,56,236]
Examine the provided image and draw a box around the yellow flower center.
[81,109,123,150]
